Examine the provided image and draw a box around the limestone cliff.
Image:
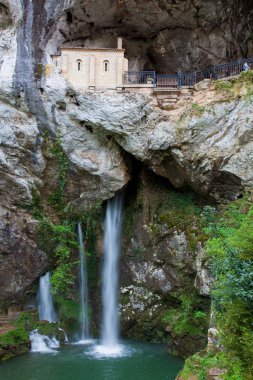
[0,0,253,359]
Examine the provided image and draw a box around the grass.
[179,351,245,380]
[214,70,253,102]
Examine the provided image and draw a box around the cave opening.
[47,1,253,74]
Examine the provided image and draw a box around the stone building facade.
[52,38,128,91]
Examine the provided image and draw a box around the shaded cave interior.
[46,0,253,73]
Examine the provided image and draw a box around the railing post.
[178,71,182,88]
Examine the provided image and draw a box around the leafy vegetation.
[179,351,244,380]
[179,197,253,379]
[27,133,102,302]
[203,198,253,379]
[0,327,28,347]
[162,293,209,337]
[44,134,69,213]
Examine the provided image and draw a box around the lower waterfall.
[93,194,124,357]
[77,222,90,342]
[38,272,57,323]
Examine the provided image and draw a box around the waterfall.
[38,272,57,323]
[77,222,90,342]
[30,330,59,353]
[100,194,124,353]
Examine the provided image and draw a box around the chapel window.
[77,59,82,71]
[104,60,109,72]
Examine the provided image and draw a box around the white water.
[94,194,124,357]
[30,330,59,353]
[58,328,68,343]
[77,222,90,342]
[38,272,57,323]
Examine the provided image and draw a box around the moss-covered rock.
[120,168,211,357]
[0,327,30,361]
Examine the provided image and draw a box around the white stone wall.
[52,49,128,90]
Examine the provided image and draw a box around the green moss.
[36,64,44,80]
[214,70,253,102]
[0,327,28,347]
[55,296,79,322]
[0,20,12,29]
[214,80,233,92]
[162,293,209,338]
[44,135,69,214]
[179,351,245,380]
[0,312,31,361]
[157,190,207,250]
[191,103,205,115]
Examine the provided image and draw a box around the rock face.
[118,169,211,357]
[42,73,253,201]
[0,0,253,354]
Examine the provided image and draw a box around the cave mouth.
[47,0,253,73]
[123,156,208,214]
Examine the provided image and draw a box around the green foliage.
[54,296,79,321]
[39,219,78,296]
[158,190,206,250]
[36,64,44,79]
[0,327,29,347]
[191,103,205,115]
[30,188,44,219]
[214,70,253,102]
[45,136,68,213]
[238,70,253,83]
[162,293,209,337]
[203,197,253,378]
[217,301,253,378]
[214,80,233,92]
[179,351,244,380]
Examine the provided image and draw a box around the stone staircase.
[154,88,182,108]
[0,315,16,335]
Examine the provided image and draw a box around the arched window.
[77,59,82,71]
[104,60,109,72]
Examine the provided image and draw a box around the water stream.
[38,272,57,323]
[0,195,186,378]
[29,330,60,354]
[30,272,59,352]
[94,194,124,357]
[77,222,90,343]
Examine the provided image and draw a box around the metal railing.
[156,74,178,88]
[124,57,253,89]
[124,71,156,85]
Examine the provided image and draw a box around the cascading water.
[30,330,60,353]
[38,272,57,323]
[30,273,58,352]
[93,194,124,357]
[77,222,90,342]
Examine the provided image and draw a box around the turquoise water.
[0,341,184,380]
